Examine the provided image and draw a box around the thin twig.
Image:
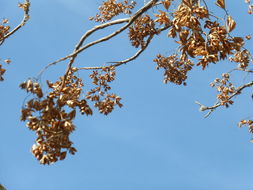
[197,81,253,117]
[3,0,30,41]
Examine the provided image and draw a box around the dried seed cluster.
[153,54,193,85]
[0,18,10,42]
[89,0,136,22]
[166,1,244,70]
[238,120,253,142]
[20,69,92,164]
[20,67,123,164]
[129,15,158,48]
[229,50,250,70]
[155,10,171,26]
[210,73,236,107]
[87,66,123,115]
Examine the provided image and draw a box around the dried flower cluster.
[0,18,10,43]
[229,49,250,70]
[238,120,253,142]
[20,66,123,163]
[129,15,158,48]
[210,73,236,107]
[153,54,193,85]
[87,66,123,115]
[20,69,91,164]
[89,0,136,22]
[166,1,244,70]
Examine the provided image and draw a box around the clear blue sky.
[1,0,253,189]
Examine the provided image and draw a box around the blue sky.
[1,0,253,190]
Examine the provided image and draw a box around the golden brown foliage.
[13,0,253,164]
[154,54,193,85]
[89,0,136,22]
[129,15,158,48]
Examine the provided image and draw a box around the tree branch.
[196,81,253,117]
[45,0,159,67]
[36,18,130,77]
[77,25,171,70]
[3,0,30,41]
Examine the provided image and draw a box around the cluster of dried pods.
[89,0,136,22]
[20,66,122,164]
[210,73,235,107]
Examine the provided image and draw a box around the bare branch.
[78,35,154,70]
[75,18,130,51]
[36,18,130,77]
[78,25,171,70]
[46,0,159,66]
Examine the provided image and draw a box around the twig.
[3,0,30,41]
[197,81,253,117]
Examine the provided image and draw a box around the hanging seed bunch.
[209,73,236,107]
[89,0,136,22]
[129,15,158,48]
[20,67,123,164]
[86,66,123,115]
[20,68,94,164]
[153,54,193,85]
[229,49,251,70]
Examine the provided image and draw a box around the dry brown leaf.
[215,0,225,9]
[162,0,171,10]
[226,16,236,32]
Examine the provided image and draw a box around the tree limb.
[77,25,171,70]
[45,0,159,67]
